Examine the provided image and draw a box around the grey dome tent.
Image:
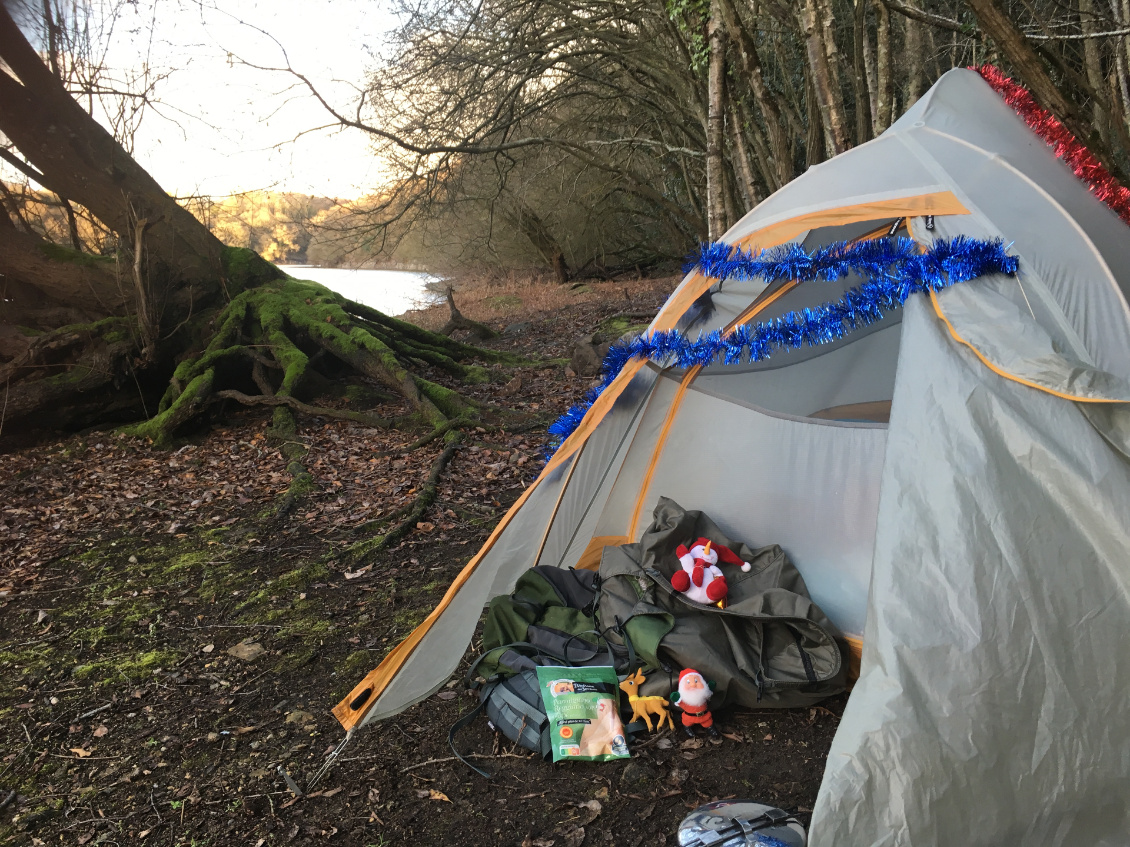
[335,68,1130,844]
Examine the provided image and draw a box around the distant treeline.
[318,0,1130,281]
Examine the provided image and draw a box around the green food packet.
[536,665,630,762]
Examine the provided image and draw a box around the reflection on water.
[279,266,442,316]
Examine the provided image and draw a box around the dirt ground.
[0,276,847,847]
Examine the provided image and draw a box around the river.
[278,266,442,316]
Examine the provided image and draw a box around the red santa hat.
[686,538,752,572]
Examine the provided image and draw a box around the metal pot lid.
[677,800,806,847]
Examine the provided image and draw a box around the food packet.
[536,665,630,762]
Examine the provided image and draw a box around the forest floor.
[0,272,846,847]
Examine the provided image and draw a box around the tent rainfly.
[334,68,1130,845]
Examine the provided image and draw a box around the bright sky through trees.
[104,0,397,199]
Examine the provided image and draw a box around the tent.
[335,68,1130,844]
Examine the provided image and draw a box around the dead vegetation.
[0,276,850,847]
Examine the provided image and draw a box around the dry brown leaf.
[70,747,93,758]
[576,799,602,824]
[226,641,265,661]
[92,725,108,737]
[201,644,215,653]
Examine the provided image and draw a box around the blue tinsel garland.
[545,235,1018,457]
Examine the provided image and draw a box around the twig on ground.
[400,752,531,772]
[75,703,112,721]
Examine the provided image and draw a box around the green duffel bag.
[597,497,848,709]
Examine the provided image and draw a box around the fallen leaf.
[559,825,585,847]
[415,789,451,802]
[226,641,265,661]
[36,609,49,624]
[435,690,456,700]
[285,710,315,725]
[321,787,342,798]
[202,644,215,653]
[70,747,93,758]
[722,732,744,743]
[92,725,109,737]
[344,565,372,580]
[763,733,773,741]
[576,799,602,824]
[138,832,151,841]
[680,737,704,750]
[416,521,435,532]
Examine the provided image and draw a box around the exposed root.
[439,286,498,340]
[345,430,463,564]
[215,390,396,429]
[128,276,507,447]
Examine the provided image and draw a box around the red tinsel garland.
[973,64,1130,227]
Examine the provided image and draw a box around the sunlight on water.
[279,266,443,316]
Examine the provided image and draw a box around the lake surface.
[279,266,442,316]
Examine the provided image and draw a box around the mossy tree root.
[126,276,510,448]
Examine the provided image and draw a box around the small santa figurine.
[672,668,718,737]
[671,538,752,605]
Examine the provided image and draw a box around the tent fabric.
[335,68,1130,845]
[809,296,1130,846]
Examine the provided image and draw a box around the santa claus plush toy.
[671,668,718,737]
[671,538,751,605]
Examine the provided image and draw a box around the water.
[279,266,443,316]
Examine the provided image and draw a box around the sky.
[98,0,401,199]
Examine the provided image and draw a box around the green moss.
[37,242,116,268]
[486,295,523,310]
[277,618,334,641]
[221,246,283,294]
[597,316,649,343]
[73,649,179,684]
[462,365,491,385]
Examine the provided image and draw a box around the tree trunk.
[0,4,224,326]
[507,201,570,284]
[853,0,874,145]
[728,98,762,209]
[873,0,894,133]
[706,0,729,240]
[719,0,794,189]
[800,0,851,156]
[0,6,515,450]
[967,0,1126,180]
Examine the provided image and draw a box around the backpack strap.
[448,694,493,778]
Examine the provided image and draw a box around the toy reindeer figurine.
[619,669,675,732]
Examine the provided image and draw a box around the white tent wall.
[810,296,1130,846]
[606,372,887,637]
[534,367,659,569]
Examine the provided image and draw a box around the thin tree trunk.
[719,0,794,189]
[706,0,728,240]
[853,0,874,144]
[967,0,1124,178]
[728,99,762,209]
[805,70,826,168]
[904,0,924,106]
[873,0,894,132]
[1115,0,1130,126]
[1079,0,1111,147]
[801,0,851,156]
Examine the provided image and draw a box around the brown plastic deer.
[619,669,675,731]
